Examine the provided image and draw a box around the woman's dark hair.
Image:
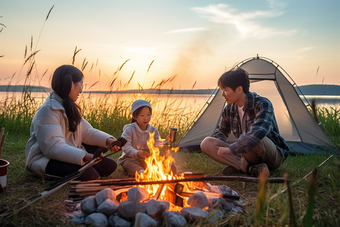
[51,65,83,132]
[131,106,152,123]
[217,67,250,93]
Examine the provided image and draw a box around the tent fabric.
[176,56,339,155]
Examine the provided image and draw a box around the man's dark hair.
[217,67,250,93]
[52,65,83,132]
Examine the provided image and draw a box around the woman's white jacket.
[25,92,113,178]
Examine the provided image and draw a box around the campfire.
[68,131,247,226]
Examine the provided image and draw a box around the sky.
[1,0,340,91]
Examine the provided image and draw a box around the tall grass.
[308,104,340,145]
[316,107,340,141]
[0,92,39,135]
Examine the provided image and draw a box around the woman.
[25,65,119,180]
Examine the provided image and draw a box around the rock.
[81,196,97,215]
[95,188,116,206]
[71,212,85,224]
[109,213,131,227]
[72,202,82,216]
[128,187,149,202]
[208,185,238,196]
[211,197,243,214]
[207,209,224,223]
[97,198,120,216]
[145,199,170,216]
[163,211,187,227]
[180,207,208,222]
[153,216,164,227]
[118,200,146,219]
[84,212,108,227]
[210,197,230,211]
[134,212,157,227]
[187,191,209,208]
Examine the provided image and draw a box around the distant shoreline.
[0,84,340,95]
[0,85,216,95]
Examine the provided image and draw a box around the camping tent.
[176,56,339,154]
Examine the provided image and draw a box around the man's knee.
[200,137,217,153]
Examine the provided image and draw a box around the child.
[118,100,162,176]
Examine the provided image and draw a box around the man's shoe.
[222,166,241,176]
[240,157,250,173]
[249,163,270,177]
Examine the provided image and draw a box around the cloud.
[166,27,209,34]
[191,3,292,39]
[126,46,156,55]
[295,46,314,53]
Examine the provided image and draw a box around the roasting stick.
[69,177,136,185]
[0,173,76,220]
[1,155,103,220]
[46,137,127,191]
[270,154,333,201]
[45,155,103,191]
[0,144,123,221]
[94,176,286,186]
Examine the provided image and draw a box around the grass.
[0,91,340,226]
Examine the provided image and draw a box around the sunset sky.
[1,0,340,91]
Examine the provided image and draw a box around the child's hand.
[165,135,171,142]
[137,150,150,159]
[217,147,232,156]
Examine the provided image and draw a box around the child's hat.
[131,100,152,115]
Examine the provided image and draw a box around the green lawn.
[0,132,339,226]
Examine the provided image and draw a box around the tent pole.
[269,154,333,201]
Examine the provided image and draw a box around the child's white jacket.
[118,122,161,164]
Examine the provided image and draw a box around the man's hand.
[217,147,232,156]
[137,150,150,159]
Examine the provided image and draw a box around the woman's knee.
[93,158,117,176]
[79,167,100,180]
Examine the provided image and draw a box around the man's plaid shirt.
[214,91,290,160]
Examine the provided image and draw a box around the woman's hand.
[106,137,121,153]
[217,147,232,156]
[137,150,150,159]
[83,153,94,162]
[109,146,121,153]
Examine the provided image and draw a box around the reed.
[316,106,340,141]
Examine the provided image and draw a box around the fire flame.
[135,132,189,210]
[136,132,179,194]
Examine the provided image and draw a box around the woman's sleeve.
[80,119,113,147]
[34,107,86,165]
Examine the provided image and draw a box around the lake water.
[1,91,340,111]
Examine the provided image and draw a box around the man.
[200,68,290,176]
